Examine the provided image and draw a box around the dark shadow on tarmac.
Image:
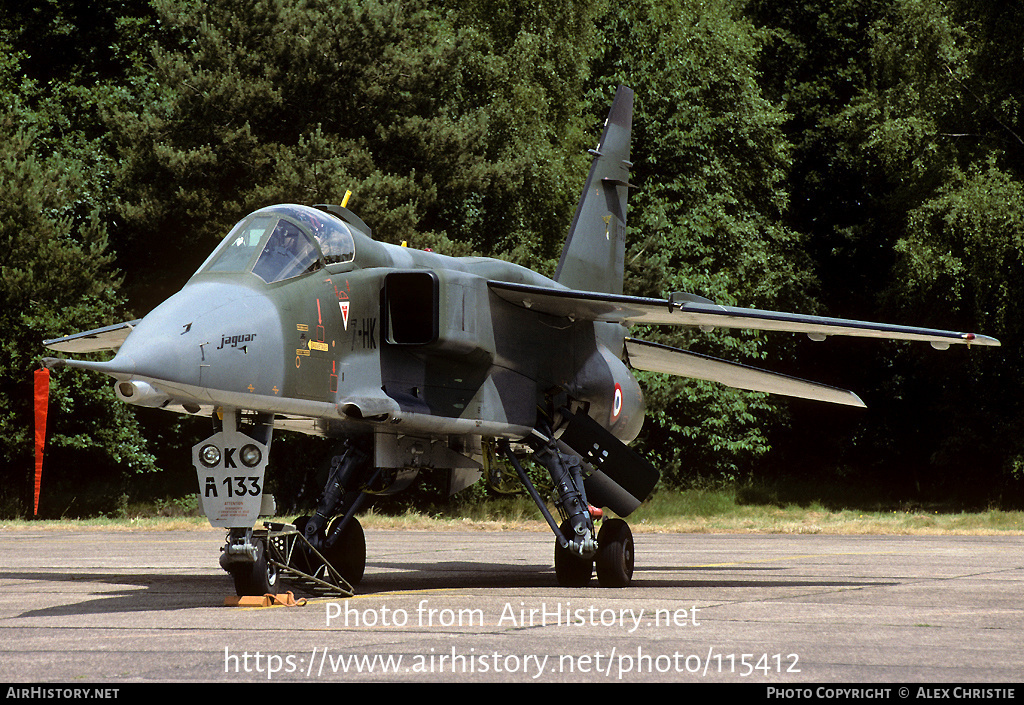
[1,559,893,617]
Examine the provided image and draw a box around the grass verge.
[2,485,1022,534]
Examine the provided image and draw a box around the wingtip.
[41,357,66,371]
[968,333,1001,347]
[941,333,1001,349]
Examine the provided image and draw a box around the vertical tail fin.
[555,85,634,295]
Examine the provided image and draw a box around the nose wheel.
[225,536,282,596]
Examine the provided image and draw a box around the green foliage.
[0,52,155,516]
[744,0,1022,492]
[891,161,1024,479]
[108,0,604,308]
[588,0,816,480]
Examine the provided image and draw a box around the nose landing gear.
[222,522,356,598]
[221,528,281,596]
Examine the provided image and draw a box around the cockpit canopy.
[200,204,355,283]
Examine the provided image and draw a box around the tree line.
[2,0,1022,516]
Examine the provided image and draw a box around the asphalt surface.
[0,527,1022,684]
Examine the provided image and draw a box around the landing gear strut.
[297,438,374,587]
[498,431,636,588]
[221,528,281,596]
[532,437,597,559]
[554,520,594,587]
[294,512,366,586]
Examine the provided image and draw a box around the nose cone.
[116,280,283,402]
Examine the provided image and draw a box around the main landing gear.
[295,439,372,587]
[552,511,635,588]
[498,431,637,589]
[219,437,374,599]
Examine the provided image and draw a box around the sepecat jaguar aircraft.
[42,86,999,597]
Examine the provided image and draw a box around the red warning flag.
[33,368,49,516]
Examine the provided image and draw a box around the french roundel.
[612,383,623,422]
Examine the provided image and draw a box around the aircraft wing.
[625,337,865,407]
[488,282,1000,349]
[43,320,141,354]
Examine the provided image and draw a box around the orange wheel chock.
[224,591,307,607]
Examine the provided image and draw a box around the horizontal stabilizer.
[44,320,141,354]
[625,338,866,407]
[488,281,1000,348]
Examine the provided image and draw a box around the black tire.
[292,515,316,574]
[322,515,366,585]
[595,518,634,588]
[230,538,281,596]
[554,520,593,587]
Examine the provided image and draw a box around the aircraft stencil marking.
[353,318,377,350]
[218,333,257,350]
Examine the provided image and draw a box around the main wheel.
[321,515,366,585]
[595,518,634,588]
[230,538,281,596]
[554,520,593,587]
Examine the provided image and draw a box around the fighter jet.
[42,86,999,596]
